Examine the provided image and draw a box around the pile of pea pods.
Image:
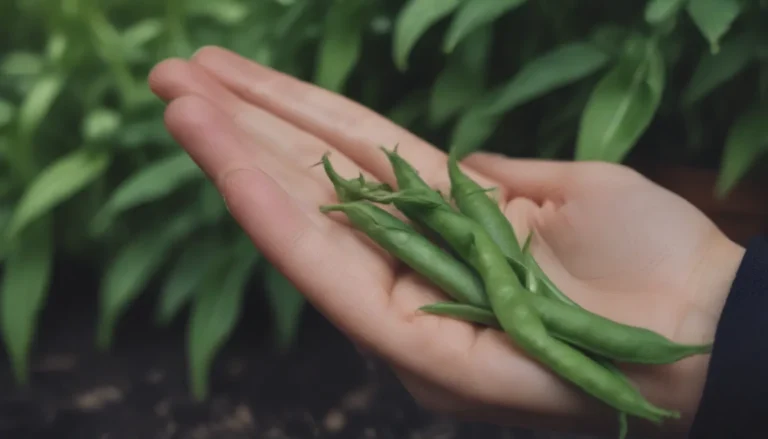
[317,147,713,439]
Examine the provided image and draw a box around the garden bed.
[0,261,577,439]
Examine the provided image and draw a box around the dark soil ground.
[0,261,589,439]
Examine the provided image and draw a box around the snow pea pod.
[385,194,679,425]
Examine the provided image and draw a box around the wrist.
[672,234,745,432]
[694,234,746,331]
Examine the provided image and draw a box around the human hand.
[147,47,745,438]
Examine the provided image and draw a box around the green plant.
[1,0,766,404]
[0,0,402,399]
[389,0,768,196]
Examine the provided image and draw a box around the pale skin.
[147,46,745,438]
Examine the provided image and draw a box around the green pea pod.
[418,301,500,328]
[447,156,579,308]
[419,292,711,365]
[386,192,678,425]
[419,301,628,439]
[320,201,488,308]
[447,154,523,258]
[531,293,713,364]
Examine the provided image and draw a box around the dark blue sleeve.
[688,236,768,438]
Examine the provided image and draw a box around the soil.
[0,261,588,439]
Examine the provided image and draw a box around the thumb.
[462,152,576,204]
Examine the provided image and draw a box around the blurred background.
[0,0,767,438]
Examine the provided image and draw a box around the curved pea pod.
[421,294,712,365]
[530,293,713,364]
[319,201,489,308]
[447,155,523,258]
[446,157,579,308]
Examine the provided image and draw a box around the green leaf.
[392,0,461,71]
[387,90,428,128]
[0,204,11,257]
[118,119,173,148]
[45,32,68,64]
[686,0,742,53]
[0,52,44,77]
[645,0,686,25]
[189,0,251,25]
[122,18,164,48]
[265,264,307,352]
[92,152,202,233]
[187,237,258,400]
[155,236,222,326]
[716,103,768,197]
[761,62,768,98]
[16,73,66,142]
[1,215,53,385]
[576,36,665,163]
[682,31,756,105]
[443,0,526,53]
[429,26,491,126]
[197,181,227,225]
[448,106,502,159]
[481,42,609,116]
[6,149,110,239]
[83,107,122,142]
[97,214,198,350]
[0,99,14,128]
[314,0,366,93]
[589,24,630,57]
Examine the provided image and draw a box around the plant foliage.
[1,0,767,399]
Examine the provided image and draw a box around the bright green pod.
[419,296,712,365]
[447,156,579,308]
[319,201,489,308]
[447,156,523,258]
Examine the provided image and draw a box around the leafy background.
[1,0,767,402]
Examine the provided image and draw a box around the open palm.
[148,47,744,438]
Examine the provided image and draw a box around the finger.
[188,46,500,195]
[161,95,529,402]
[148,59,376,189]
[163,95,403,347]
[462,151,576,204]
